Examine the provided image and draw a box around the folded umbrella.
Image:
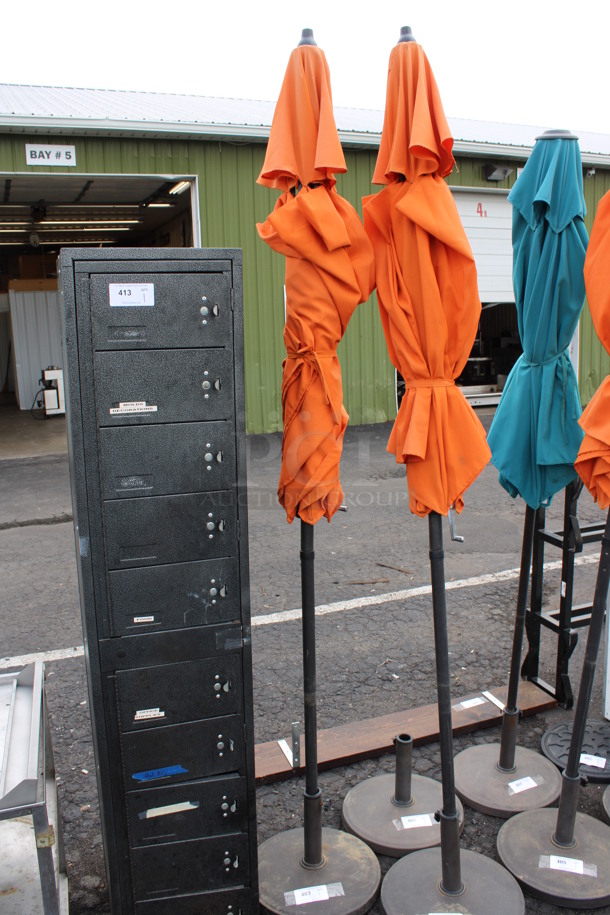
[488,132,588,508]
[367,33,524,915]
[363,39,490,517]
[257,38,374,525]
[255,33,381,914]
[575,188,610,506]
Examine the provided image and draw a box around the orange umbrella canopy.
[363,38,490,517]
[575,189,610,507]
[257,39,374,525]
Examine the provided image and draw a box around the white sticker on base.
[133,615,155,624]
[507,775,540,795]
[394,812,436,831]
[110,401,158,415]
[580,753,607,769]
[539,854,598,877]
[109,283,155,307]
[284,883,345,906]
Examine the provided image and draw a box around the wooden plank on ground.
[255,681,556,784]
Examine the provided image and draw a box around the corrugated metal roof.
[1,83,610,164]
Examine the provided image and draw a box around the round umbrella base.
[258,827,381,915]
[454,742,562,817]
[497,808,610,908]
[603,784,610,824]
[380,846,525,914]
[342,772,464,856]
[541,720,610,783]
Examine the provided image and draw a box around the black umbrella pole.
[300,520,323,868]
[429,512,463,895]
[498,504,536,771]
[554,509,610,846]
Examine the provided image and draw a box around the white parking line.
[251,553,599,627]
[0,552,600,668]
[0,645,84,669]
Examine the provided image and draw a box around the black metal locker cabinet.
[59,249,258,914]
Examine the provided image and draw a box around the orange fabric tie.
[284,348,340,426]
[402,378,453,390]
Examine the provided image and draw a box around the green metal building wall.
[2,133,610,430]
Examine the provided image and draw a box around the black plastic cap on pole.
[299,28,317,46]
[398,26,415,42]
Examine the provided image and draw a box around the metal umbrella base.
[603,784,610,823]
[342,771,464,856]
[381,847,525,915]
[541,719,610,783]
[497,509,610,908]
[258,827,381,915]
[454,742,562,817]
[497,808,610,908]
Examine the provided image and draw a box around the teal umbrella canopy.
[487,134,588,508]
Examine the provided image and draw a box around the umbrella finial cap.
[535,128,579,141]
[398,25,415,42]
[299,28,317,46]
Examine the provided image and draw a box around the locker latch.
[223,851,239,872]
[220,796,237,818]
[206,516,226,538]
[200,297,220,323]
[201,373,222,397]
[204,450,223,464]
[216,734,234,758]
[213,674,231,697]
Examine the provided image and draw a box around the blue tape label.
[132,764,187,782]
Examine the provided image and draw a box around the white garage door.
[451,188,514,304]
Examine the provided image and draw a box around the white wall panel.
[8,286,63,410]
[451,188,514,304]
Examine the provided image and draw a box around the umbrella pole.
[498,503,536,771]
[257,520,381,913]
[300,519,323,868]
[381,514,526,914]
[453,503,561,816]
[428,511,462,895]
[554,508,610,845]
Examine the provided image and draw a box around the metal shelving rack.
[0,661,68,914]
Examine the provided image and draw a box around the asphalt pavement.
[1,406,610,914]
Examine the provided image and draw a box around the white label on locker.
[580,753,607,769]
[140,800,199,819]
[109,283,155,307]
[133,615,155,624]
[134,707,165,721]
[109,401,158,415]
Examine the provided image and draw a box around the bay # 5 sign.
[25,144,76,166]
